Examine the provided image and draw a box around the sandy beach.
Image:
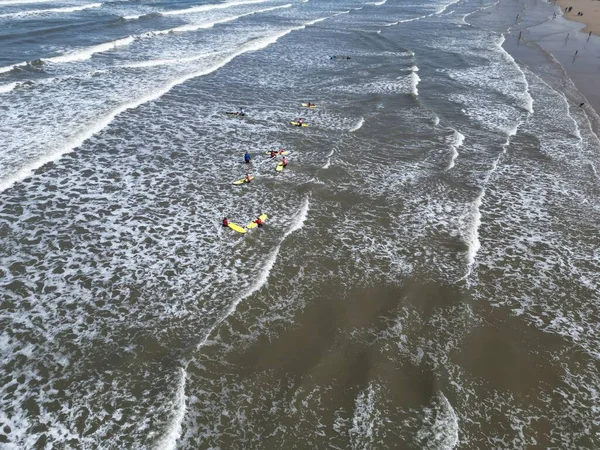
[557,0,600,34]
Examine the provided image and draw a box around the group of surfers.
[223,102,314,230]
[222,216,264,228]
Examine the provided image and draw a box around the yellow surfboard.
[264,151,289,156]
[276,162,286,172]
[301,103,317,108]
[290,122,308,127]
[232,176,254,185]
[247,214,268,229]
[227,222,247,234]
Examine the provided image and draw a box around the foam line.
[120,51,220,68]
[0,17,332,192]
[193,195,310,354]
[410,69,420,96]
[162,0,273,17]
[431,393,460,448]
[0,0,61,5]
[9,4,291,69]
[496,35,534,113]
[0,82,17,94]
[0,62,28,73]
[460,128,516,283]
[447,129,464,169]
[44,36,134,64]
[154,368,187,450]
[164,3,291,33]
[385,0,461,27]
[125,0,273,19]
[349,117,364,132]
[436,0,460,15]
[0,3,101,18]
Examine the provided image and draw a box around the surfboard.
[228,222,247,234]
[264,151,289,156]
[290,122,308,127]
[301,103,317,108]
[232,176,254,185]
[246,214,268,229]
[276,162,285,172]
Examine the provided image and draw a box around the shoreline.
[510,0,600,123]
[556,0,600,35]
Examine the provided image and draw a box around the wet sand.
[513,0,600,120]
[556,0,600,35]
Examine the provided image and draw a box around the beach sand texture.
[557,0,600,34]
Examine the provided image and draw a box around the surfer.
[245,173,252,183]
[282,156,288,168]
[254,216,264,228]
[244,151,251,164]
[269,150,277,158]
[296,118,304,127]
[222,217,229,227]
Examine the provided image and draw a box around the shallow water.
[0,0,599,448]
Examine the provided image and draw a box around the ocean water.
[1,0,599,448]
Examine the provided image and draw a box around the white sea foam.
[98,5,293,63]
[496,35,534,113]
[349,117,364,132]
[154,368,187,450]
[0,3,100,17]
[436,0,460,15]
[153,196,310,448]
[121,51,220,68]
[367,0,387,5]
[447,129,464,170]
[460,127,517,282]
[349,383,380,448]
[0,0,60,5]
[462,0,499,24]
[193,198,310,353]
[462,191,482,279]
[0,62,28,73]
[165,4,291,33]
[0,82,17,94]
[417,392,459,448]
[434,116,440,126]
[162,0,272,17]
[44,36,134,64]
[410,69,420,96]
[0,18,332,192]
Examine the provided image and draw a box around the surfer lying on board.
[254,216,264,228]
[222,217,229,227]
